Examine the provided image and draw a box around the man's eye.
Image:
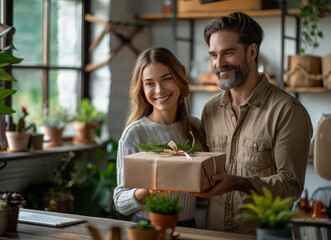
[225,52,233,55]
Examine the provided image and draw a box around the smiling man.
[200,12,313,234]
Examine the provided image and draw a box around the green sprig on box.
[137,139,201,154]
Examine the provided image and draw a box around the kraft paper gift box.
[123,152,226,193]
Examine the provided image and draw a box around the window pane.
[50,0,82,67]
[49,69,77,110]
[13,0,43,65]
[11,69,43,123]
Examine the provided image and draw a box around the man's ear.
[247,43,258,62]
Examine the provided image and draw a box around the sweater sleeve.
[113,130,145,215]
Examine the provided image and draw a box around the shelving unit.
[137,1,329,96]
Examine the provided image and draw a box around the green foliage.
[0,200,7,209]
[74,98,105,124]
[145,193,181,214]
[0,192,25,207]
[296,0,331,54]
[132,220,154,230]
[238,187,300,229]
[39,105,73,128]
[0,25,23,114]
[71,138,123,218]
[137,139,201,154]
[8,106,28,132]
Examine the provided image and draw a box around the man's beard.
[214,60,250,90]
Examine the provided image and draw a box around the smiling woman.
[113,47,208,228]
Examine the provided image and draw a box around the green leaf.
[0,70,17,81]
[0,103,15,114]
[0,53,23,67]
[0,89,16,101]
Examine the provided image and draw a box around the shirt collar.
[219,73,270,108]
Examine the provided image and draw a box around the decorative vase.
[7,205,19,233]
[43,127,64,147]
[127,226,161,240]
[149,212,178,238]
[5,131,30,152]
[73,121,98,143]
[0,207,9,236]
[256,226,292,240]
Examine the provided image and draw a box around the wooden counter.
[1,209,256,240]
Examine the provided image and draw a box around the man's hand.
[195,173,253,198]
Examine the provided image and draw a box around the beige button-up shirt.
[201,74,312,234]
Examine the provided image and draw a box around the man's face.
[208,31,250,90]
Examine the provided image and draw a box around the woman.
[113,47,207,228]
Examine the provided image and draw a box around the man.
[199,12,312,234]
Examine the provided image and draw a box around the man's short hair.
[204,12,264,64]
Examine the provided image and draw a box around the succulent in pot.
[144,193,181,238]
[0,192,26,233]
[238,187,301,240]
[39,106,73,147]
[5,106,30,152]
[73,98,105,143]
[127,220,161,240]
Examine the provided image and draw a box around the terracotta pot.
[149,212,178,238]
[73,121,98,143]
[0,208,9,236]
[43,127,64,147]
[5,131,30,152]
[127,226,161,240]
[7,205,19,233]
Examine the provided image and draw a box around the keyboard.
[18,209,86,228]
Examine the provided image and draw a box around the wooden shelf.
[285,87,331,93]
[189,84,221,92]
[137,8,300,20]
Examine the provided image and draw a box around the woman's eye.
[163,77,172,82]
[145,82,153,86]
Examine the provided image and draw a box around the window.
[10,0,85,122]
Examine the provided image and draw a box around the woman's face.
[142,62,180,118]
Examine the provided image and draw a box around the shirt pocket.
[207,135,228,152]
[241,138,273,176]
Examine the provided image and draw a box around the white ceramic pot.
[5,131,30,152]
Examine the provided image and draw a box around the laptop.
[18,209,86,228]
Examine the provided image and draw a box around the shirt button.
[230,158,235,163]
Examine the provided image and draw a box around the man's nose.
[214,55,225,69]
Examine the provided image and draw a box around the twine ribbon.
[151,131,195,189]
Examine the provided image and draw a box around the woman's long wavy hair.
[126,47,207,151]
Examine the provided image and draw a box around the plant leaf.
[0,53,23,67]
[0,89,16,101]
[0,70,17,81]
[0,103,15,114]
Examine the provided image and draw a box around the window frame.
[3,0,91,110]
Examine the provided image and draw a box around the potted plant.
[0,192,25,233]
[73,98,105,143]
[127,220,161,240]
[238,187,300,240]
[39,106,73,147]
[0,200,8,236]
[144,193,181,238]
[5,106,30,152]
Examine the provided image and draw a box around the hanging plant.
[296,0,331,54]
